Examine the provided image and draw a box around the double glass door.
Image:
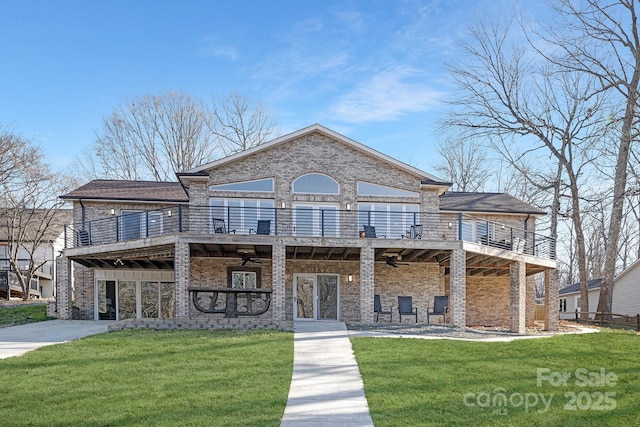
[96,280,175,320]
[294,274,339,320]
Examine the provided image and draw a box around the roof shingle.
[61,180,188,203]
[439,192,545,215]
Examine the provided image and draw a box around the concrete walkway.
[281,321,374,427]
[0,320,112,359]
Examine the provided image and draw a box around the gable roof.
[0,209,72,242]
[61,180,188,203]
[178,123,450,187]
[559,279,602,296]
[615,257,640,282]
[439,192,546,216]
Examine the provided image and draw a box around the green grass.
[0,329,293,426]
[352,330,640,426]
[0,303,53,326]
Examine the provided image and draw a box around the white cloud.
[198,36,239,61]
[329,67,443,123]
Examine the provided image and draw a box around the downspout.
[78,199,86,228]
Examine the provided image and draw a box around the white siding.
[612,262,640,316]
[559,289,600,319]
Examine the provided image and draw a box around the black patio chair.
[398,295,418,323]
[374,294,393,322]
[213,218,235,234]
[77,230,90,246]
[427,295,448,324]
[250,219,271,235]
[363,225,385,238]
[402,224,423,239]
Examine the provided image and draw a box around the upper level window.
[357,181,419,197]
[293,173,339,194]
[210,178,274,192]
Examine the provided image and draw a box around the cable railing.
[63,205,556,260]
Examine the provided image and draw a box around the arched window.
[292,173,340,194]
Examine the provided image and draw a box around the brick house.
[56,124,558,332]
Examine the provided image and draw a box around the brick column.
[359,245,375,322]
[544,268,559,331]
[510,261,526,334]
[450,249,466,327]
[55,256,72,320]
[272,239,286,320]
[174,242,190,318]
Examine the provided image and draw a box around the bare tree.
[442,18,607,318]
[0,126,39,188]
[208,92,279,156]
[541,0,640,317]
[434,137,491,192]
[0,133,74,300]
[81,91,218,182]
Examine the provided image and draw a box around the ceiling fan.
[386,256,408,268]
[241,252,262,266]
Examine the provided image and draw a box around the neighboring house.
[0,209,72,299]
[559,259,640,319]
[558,279,602,320]
[55,124,558,332]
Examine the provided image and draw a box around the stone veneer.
[108,318,293,332]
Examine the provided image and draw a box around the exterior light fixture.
[167,210,172,217]
[281,201,286,209]
[346,203,351,211]
[348,274,353,282]
[110,209,115,215]
[447,222,453,228]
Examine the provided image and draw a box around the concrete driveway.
[0,320,112,359]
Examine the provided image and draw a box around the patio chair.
[250,219,271,235]
[427,295,448,324]
[213,218,235,234]
[402,224,423,239]
[374,294,393,322]
[363,225,385,238]
[398,295,418,323]
[77,230,90,246]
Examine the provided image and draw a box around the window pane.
[118,281,136,320]
[293,174,339,194]
[121,211,142,240]
[210,178,274,192]
[357,181,419,197]
[160,282,175,318]
[141,281,159,318]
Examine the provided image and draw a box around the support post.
[450,249,466,327]
[174,241,190,318]
[359,245,375,322]
[272,239,286,320]
[510,261,526,334]
[544,269,559,332]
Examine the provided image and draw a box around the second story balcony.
[64,205,556,260]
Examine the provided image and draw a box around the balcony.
[64,205,556,260]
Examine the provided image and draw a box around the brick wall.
[73,263,95,319]
[373,262,444,323]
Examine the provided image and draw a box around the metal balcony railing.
[63,205,556,260]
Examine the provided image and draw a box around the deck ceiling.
[70,242,546,276]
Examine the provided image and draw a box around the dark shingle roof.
[61,180,188,203]
[559,279,602,295]
[0,209,73,241]
[439,192,546,215]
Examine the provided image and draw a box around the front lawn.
[0,329,293,426]
[352,330,640,426]
[0,303,53,326]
